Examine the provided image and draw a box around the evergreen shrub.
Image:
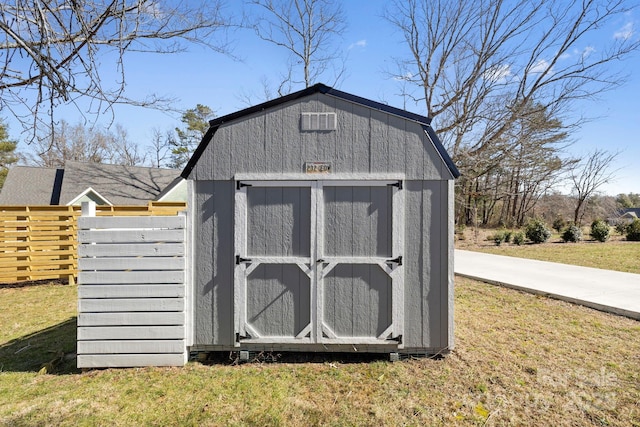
[590,220,610,242]
[626,219,640,241]
[513,232,525,245]
[525,218,551,244]
[552,217,566,233]
[614,220,628,236]
[561,225,582,243]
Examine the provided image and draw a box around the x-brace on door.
[234,179,404,347]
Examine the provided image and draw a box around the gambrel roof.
[181,83,460,180]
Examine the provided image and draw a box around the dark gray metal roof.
[0,162,179,205]
[182,83,460,179]
[621,208,640,218]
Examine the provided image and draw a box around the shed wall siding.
[401,180,452,350]
[193,180,234,346]
[191,94,450,181]
[192,179,452,352]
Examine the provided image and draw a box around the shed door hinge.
[388,334,403,344]
[236,255,252,265]
[236,181,253,190]
[387,180,402,190]
[387,256,402,266]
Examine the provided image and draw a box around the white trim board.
[67,186,113,206]
[235,173,405,181]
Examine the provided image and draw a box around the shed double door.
[234,179,404,347]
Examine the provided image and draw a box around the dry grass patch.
[1,279,639,425]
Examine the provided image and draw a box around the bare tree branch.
[250,0,346,92]
[148,127,173,168]
[570,149,620,225]
[386,0,639,224]
[0,0,234,145]
[386,0,639,156]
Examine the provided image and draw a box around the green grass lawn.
[1,280,639,426]
[458,229,640,274]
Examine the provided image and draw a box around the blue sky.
[11,1,640,196]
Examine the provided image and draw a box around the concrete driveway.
[454,249,640,320]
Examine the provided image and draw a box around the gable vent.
[301,112,337,131]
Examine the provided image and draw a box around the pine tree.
[170,105,214,169]
[0,121,19,189]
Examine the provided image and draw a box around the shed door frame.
[234,177,404,348]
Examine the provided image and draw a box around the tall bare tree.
[148,127,174,169]
[569,149,619,225]
[250,0,347,94]
[0,0,232,143]
[29,120,111,167]
[111,124,147,166]
[385,0,639,223]
[27,120,146,167]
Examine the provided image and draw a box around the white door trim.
[234,179,404,347]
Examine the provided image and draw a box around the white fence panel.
[78,312,185,327]
[78,229,184,243]
[77,354,187,368]
[79,216,185,230]
[77,340,186,354]
[78,284,185,299]
[78,243,184,258]
[78,326,185,340]
[78,298,185,313]
[78,270,184,284]
[78,257,185,271]
[77,203,187,368]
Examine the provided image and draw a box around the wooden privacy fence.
[0,202,186,284]
[77,204,188,368]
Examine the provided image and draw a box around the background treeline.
[1,1,638,221]
[476,191,639,230]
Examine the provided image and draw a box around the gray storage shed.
[182,84,460,356]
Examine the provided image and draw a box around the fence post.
[180,208,193,349]
[60,205,76,285]
[78,202,97,286]
[81,201,96,218]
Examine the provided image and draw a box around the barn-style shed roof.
[181,83,460,179]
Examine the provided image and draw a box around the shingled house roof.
[0,162,179,206]
[620,208,640,219]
